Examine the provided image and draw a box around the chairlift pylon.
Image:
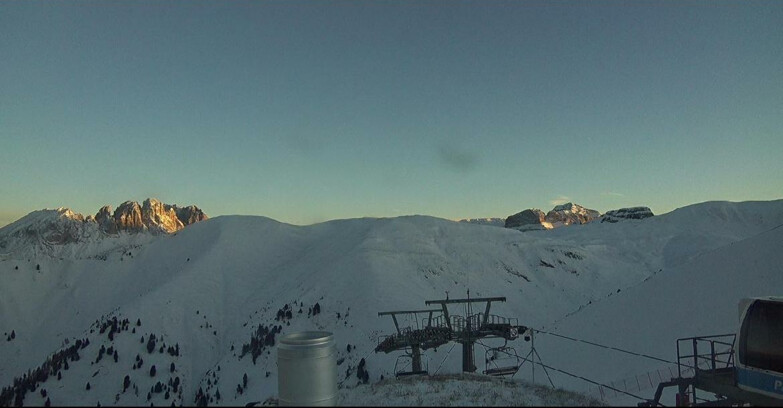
[394,348,429,377]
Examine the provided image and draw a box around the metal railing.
[676,333,736,378]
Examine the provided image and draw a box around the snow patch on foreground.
[337,373,602,406]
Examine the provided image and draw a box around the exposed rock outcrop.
[0,199,207,260]
[457,218,506,227]
[141,198,184,234]
[173,205,208,226]
[505,209,547,229]
[600,207,654,223]
[545,203,600,227]
[101,199,207,234]
[114,201,144,232]
[505,203,600,231]
[95,205,117,234]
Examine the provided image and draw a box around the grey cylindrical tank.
[278,331,337,406]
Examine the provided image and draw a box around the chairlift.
[483,345,521,377]
[394,349,429,377]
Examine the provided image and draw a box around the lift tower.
[375,309,450,376]
[425,295,523,373]
[376,293,526,377]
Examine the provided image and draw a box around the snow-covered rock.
[505,209,548,230]
[456,217,505,227]
[600,207,654,223]
[0,199,207,260]
[0,208,102,260]
[504,203,599,231]
[94,205,118,234]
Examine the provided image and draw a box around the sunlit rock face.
[545,203,601,227]
[505,203,601,231]
[95,199,207,234]
[505,209,547,229]
[142,198,184,234]
[114,201,145,232]
[0,199,207,259]
[601,207,654,223]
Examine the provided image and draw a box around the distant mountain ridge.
[505,202,604,230]
[0,199,206,260]
[456,217,506,227]
[91,198,207,234]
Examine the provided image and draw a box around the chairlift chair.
[483,345,521,377]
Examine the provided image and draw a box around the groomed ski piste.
[1,199,782,406]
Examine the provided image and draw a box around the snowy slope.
[0,199,782,406]
[537,211,783,405]
[0,208,156,261]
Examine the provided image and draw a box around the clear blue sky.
[1,1,782,226]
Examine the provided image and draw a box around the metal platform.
[641,334,782,407]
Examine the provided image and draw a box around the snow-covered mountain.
[455,217,506,227]
[539,203,783,405]
[0,199,782,406]
[545,203,601,227]
[0,199,206,261]
[504,202,602,230]
[599,207,654,223]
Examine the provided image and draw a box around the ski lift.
[394,349,429,377]
[483,345,521,377]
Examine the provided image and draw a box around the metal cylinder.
[278,331,337,406]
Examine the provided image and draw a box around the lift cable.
[474,339,651,404]
[530,360,653,405]
[475,339,555,387]
[432,341,458,375]
[532,329,688,368]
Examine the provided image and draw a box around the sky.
[1,1,782,227]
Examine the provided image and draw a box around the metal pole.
[532,330,535,384]
[692,339,698,404]
[412,345,422,373]
[676,341,681,378]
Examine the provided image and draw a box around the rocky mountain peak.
[113,201,144,232]
[100,198,208,235]
[94,205,117,234]
[505,202,600,230]
[600,207,654,223]
[545,203,601,227]
[141,198,183,234]
[173,205,208,226]
[0,199,207,259]
[504,209,547,229]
